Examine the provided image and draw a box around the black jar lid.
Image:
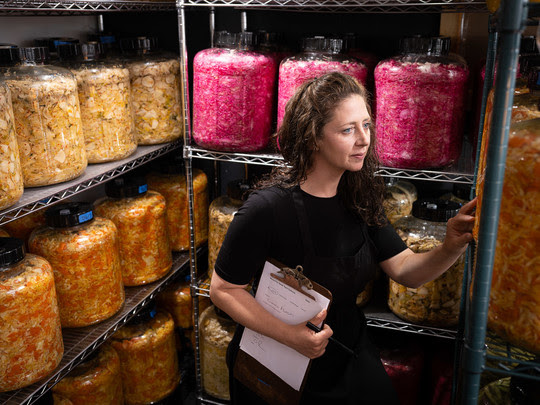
[120,36,159,55]
[256,30,282,49]
[19,47,50,65]
[412,199,461,222]
[105,176,148,198]
[510,359,540,404]
[45,202,95,228]
[0,237,25,268]
[34,37,79,53]
[400,35,450,56]
[226,179,251,201]
[58,42,103,62]
[0,45,20,66]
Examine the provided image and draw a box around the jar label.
[139,184,148,194]
[78,211,93,223]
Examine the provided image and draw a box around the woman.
[210,72,476,404]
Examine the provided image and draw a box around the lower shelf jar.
[51,344,123,405]
[110,309,180,405]
[0,238,63,392]
[200,305,236,400]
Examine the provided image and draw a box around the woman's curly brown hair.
[257,71,386,226]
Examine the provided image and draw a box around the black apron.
[227,186,399,405]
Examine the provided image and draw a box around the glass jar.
[2,47,87,187]
[29,202,124,328]
[277,36,368,127]
[389,199,464,327]
[57,43,136,164]
[0,228,8,237]
[51,344,123,405]
[156,275,192,330]
[121,37,183,145]
[2,209,46,248]
[147,159,208,252]
[380,345,424,405]
[485,118,540,354]
[383,183,414,224]
[0,237,63,392]
[193,31,276,152]
[478,378,512,405]
[94,176,172,286]
[393,180,418,203]
[208,179,250,278]
[0,75,23,210]
[199,305,236,400]
[374,36,469,169]
[110,308,180,405]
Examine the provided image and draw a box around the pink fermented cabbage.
[277,58,368,127]
[374,58,469,169]
[193,48,276,152]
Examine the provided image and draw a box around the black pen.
[306,322,357,358]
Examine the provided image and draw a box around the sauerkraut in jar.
[2,209,46,248]
[110,308,180,405]
[52,344,123,405]
[200,305,236,400]
[147,160,208,252]
[278,36,367,127]
[0,237,63,392]
[374,36,469,169]
[193,31,276,152]
[121,37,183,145]
[94,176,172,286]
[3,47,87,187]
[0,78,23,210]
[156,275,192,330]
[29,202,124,328]
[486,118,540,354]
[208,180,250,278]
[57,43,136,164]
[390,200,464,327]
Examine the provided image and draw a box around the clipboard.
[234,258,332,405]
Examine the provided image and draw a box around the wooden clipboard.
[233,258,332,405]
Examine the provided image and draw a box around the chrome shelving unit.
[0,141,182,226]
[0,252,190,405]
[0,0,176,15]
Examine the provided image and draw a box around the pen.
[306,322,357,358]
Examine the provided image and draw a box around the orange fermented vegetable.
[3,209,46,247]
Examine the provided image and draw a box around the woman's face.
[312,94,371,176]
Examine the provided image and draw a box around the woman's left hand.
[443,197,477,255]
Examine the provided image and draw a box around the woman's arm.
[210,271,333,359]
[379,198,477,288]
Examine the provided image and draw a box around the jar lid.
[257,30,281,49]
[45,202,95,228]
[226,179,251,201]
[58,42,104,62]
[0,45,20,66]
[105,176,148,198]
[510,359,540,404]
[302,36,343,55]
[34,37,79,54]
[400,35,451,56]
[215,31,255,50]
[130,303,157,325]
[412,199,461,222]
[19,47,50,65]
[0,237,25,268]
[120,36,159,55]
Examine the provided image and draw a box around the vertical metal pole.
[459,0,527,403]
[97,14,105,33]
[241,11,247,32]
[210,7,215,48]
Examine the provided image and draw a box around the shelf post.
[459,0,528,403]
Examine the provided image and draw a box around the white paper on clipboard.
[239,261,331,391]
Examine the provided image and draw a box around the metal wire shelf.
[183,0,488,13]
[0,141,182,227]
[0,0,176,15]
[484,334,540,381]
[0,252,190,405]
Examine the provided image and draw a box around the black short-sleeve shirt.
[214,186,407,285]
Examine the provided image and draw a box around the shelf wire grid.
[483,334,540,381]
[0,252,190,405]
[0,141,182,227]
[0,0,176,14]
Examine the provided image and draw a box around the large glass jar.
[199,305,236,400]
[383,182,414,224]
[57,43,136,164]
[2,47,87,187]
[51,344,123,405]
[156,275,192,330]
[374,36,469,169]
[94,176,172,286]
[110,308,180,405]
[121,37,183,145]
[0,237,63,392]
[2,209,46,248]
[193,31,276,152]
[208,179,250,278]
[29,202,124,328]
[147,160,208,252]
[485,118,540,354]
[380,345,424,405]
[277,36,368,127]
[389,199,464,327]
[0,75,23,210]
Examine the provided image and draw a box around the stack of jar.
[278,36,368,127]
[193,31,277,152]
[374,36,469,169]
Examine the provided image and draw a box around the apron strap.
[292,185,316,257]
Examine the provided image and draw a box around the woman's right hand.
[285,310,333,359]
